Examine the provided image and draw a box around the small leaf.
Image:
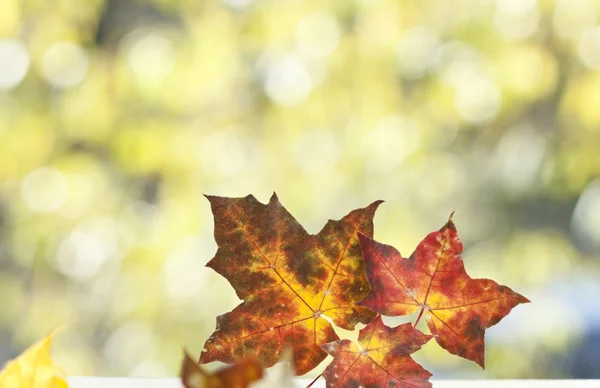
[358,214,530,368]
[321,315,432,388]
[0,328,68,388]
[181,350,263,388]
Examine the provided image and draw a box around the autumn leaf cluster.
[0,193,528,388]
[198,193,529,387]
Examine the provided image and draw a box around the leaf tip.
[442,211,457,231]
[477,357,485,370]
[371,199,385,207]
[204,258,216,270]
[198,349,210,365]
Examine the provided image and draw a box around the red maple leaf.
[200,194,381,375]
[321,315,432,388]
[357,214,529,368]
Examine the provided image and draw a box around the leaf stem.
[306,373,323,387]
[414,306,425,327]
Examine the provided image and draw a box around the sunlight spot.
[494,0,540,40]
[433,41,480,86]
[42,41,89,88]
[553,0,596,40]
[103,322,157,371]
[54,218,120,282]
[296,13,340,59]
[454,76,501,124]
[578,26,600,69]
[264,54,313,106]
[491,124,546,196]
[21,167,69,213]
[127,32,175,86]
[366,115,421,172]
[397,26,439,78]
[0,38,29,90]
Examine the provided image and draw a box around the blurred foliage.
[1,0,600,379]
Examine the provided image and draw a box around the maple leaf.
[200,193,381,375]
[321,315,432,388]
[181,350,263,388]
[0,329,68,388]
[357,213,530,368]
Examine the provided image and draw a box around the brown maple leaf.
[181,350,263,388]
[357,213,529,368]
[321,315,432,388]
[200,193,381,375]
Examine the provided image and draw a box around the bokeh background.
[1,0,600,380]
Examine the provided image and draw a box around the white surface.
[67,377,600,387]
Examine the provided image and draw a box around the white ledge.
[67,377,600,387]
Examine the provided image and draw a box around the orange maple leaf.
[321,315,432,388]
[357,214,529,368]
[200,193,381,375]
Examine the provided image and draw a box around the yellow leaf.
[0,329,68,388]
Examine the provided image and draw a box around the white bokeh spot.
[296,13,341,59]
[127,32,175,86]
[42,41,89,88]
[264,54,313,107]
[21,167,69,213]
[0,39,30,90]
